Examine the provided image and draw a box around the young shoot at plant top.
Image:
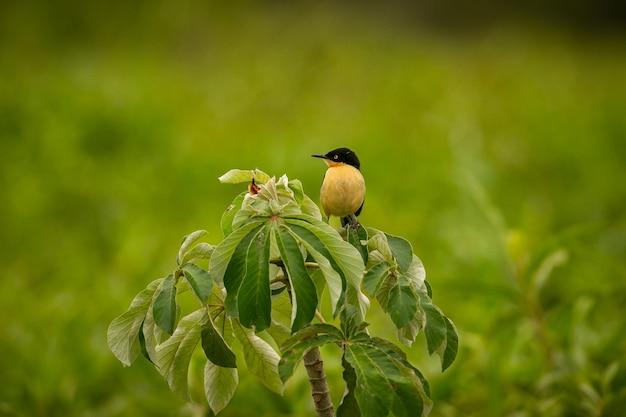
[107,167,458,417]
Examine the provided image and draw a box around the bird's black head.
[312,147,361,169]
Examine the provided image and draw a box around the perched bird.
[312,147,365,227]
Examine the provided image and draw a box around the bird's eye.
[334,155,338,160]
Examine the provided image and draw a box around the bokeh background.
[1,1,626,416]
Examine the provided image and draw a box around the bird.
[312,147,365,227]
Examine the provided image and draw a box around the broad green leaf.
[233,320,283,394]
[218,168,271,184]
[340,305,370,340]
[423,300,447,355]
[156,309,205,397]
[275,226,318,332]
[441,317,458,371]
[366,229,394,263]
[347,224,368,264]
[367,337,431,398]
[288,226,342,314]
[204,360,238,415]
[308,267,327,302]
[396,311,425,347]
[385,233,413,272]
[142,281,167,363]
[182,263,212,303]
[107,278,162,366]
[221,192,246,237]
[201,315,237,368]
[180,242,214,265]
[287,179,304,202]
[424,280,432,298]
[238,225,272,331]
[286,215,367,317]
[405,255,426,289]
[223,224,263,316]
[278,334,340,382]
[270,289,293,330]
[337,355,361,417]
[266,321,292,347]
[210,220,265,285]
[153,274,177,334]
[178,230,208,265]
[300,195,323,220]
[138,321,152,363]
[387,283,419,329]
[363,262,390,296]
[345,341,429,417]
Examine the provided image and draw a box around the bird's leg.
[348,214,360,229]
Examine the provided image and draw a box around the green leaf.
[156,309,205,397]
[201,315,237,368]
[405,255,426,289]
[423,300,447,355]
[266,321,292,347]
[289,226,342,314]
[300,195,323,220]
[278,334,339,383]
[385,233,413,272]
[275,226,318,332]
[287,179,304,202]
[347,224,368,264]
[221,192,246,237]
[107,279,163,366]
[237,225,272,331]
[223,224,264,316]
[142,282,167,363]
[441,317,458,371]
[210,220,266,286]
[363,262,390,296]
[182,263,212,303]
[286,215,368,317]
[178,230,208,265]
[180,242,214,265]
[345,340,430,417]
[387,283,418,329]
[424,280,432,298]
[218,168,271,184]
[337,355,361,417]
[138,320,152,363]
[233,320,283,394]
[340,305,370,340]
[366,229,394,263]
[153,273,177,335]
[204,360,239,415]
[367,337,431,397]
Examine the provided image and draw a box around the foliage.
[2,6,626,417]
[107,169,458,415]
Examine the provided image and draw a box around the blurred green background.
[1,1,626,416]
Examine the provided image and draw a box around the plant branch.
[276,262,334,417]
[304,347,334,417]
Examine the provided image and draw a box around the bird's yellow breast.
[320,164,365,218]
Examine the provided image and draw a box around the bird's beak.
[311,154,327,159]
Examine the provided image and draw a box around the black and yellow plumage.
[312,148,365,226]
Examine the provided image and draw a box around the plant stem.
[303,347,334,417]
[275,263,333,416]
